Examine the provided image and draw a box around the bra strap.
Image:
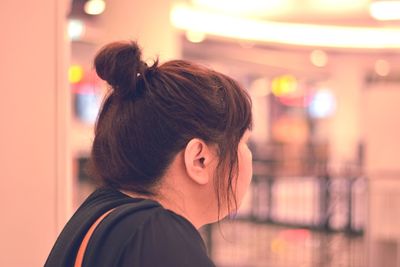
[74,208,116,267]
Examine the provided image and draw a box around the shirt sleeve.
[119,209,216,267]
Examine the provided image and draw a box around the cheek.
[236,144,253,204]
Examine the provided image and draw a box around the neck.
[119,186,204,229]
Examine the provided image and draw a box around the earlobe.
[184,138,211,185]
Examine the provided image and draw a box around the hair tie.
[137,61,148,77]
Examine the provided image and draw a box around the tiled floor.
[201,221,366,267]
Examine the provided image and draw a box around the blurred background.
[1,0,400,266]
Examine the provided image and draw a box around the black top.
[45,187,216,267]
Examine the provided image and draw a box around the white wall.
[0,1,70,266]
[325,54,364,170]
[364,86,400,172]
[98,0,178,60]
[364,85,400,267]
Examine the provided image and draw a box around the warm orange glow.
[272,116,309,144]
[271,238,286,254]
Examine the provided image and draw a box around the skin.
[121,130,253,229]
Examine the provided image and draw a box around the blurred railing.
[367,173,400,267]
[238,174,366,234]
[201,173,366,267]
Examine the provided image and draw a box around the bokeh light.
[374,59,391,77]
[84,0,106,15]
[185,30,206,43]
[68,19,85,40]
[310,49,328,67]
[271,75,298,97]
[308,89,336,118]
[68,65,84,84]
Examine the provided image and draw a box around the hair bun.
[94,41,146,99]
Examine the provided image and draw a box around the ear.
[184,138,214,185]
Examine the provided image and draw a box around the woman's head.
[88,41,252,222]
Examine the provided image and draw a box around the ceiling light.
[369,0,400,21]
[171,4,400,49]
[192,0,288,17]
[84,0,106,15]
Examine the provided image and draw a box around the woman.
[45,41,253,267]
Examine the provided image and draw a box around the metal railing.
[201,174,367,267]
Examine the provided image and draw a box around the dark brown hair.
[88,41,252,217]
